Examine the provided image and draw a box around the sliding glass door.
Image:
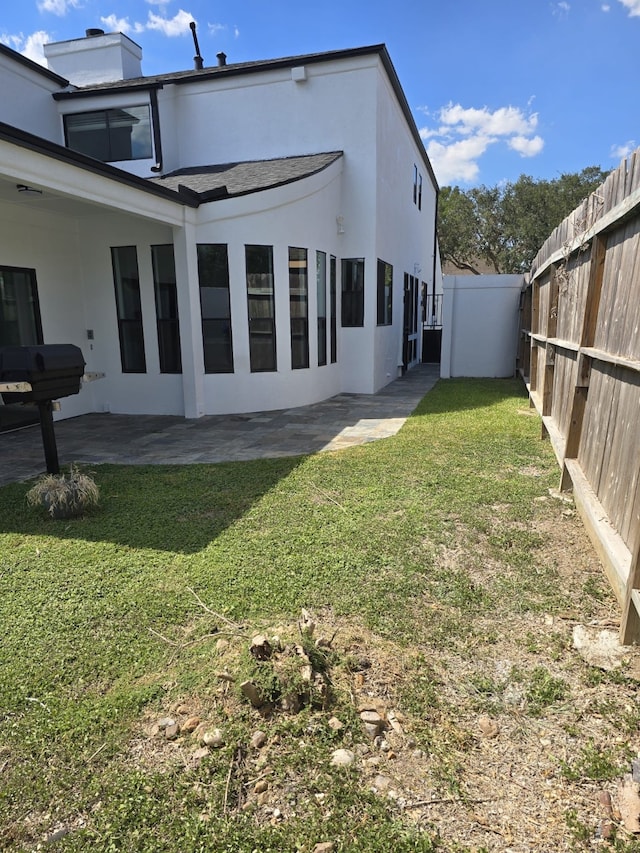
[0,266,43,431]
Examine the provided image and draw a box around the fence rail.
[520,149,640,642]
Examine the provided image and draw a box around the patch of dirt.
[126,494,640,850]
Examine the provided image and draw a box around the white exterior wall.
[373,67,438,391]
[441,275,524,378]
[1,44,441,422]
[0,52,65,142]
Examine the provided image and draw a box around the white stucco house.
[0,29,440,430]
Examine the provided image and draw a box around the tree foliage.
[438,166,610,274]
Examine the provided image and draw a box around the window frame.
[245,244,277,373]
[64,104,153,163]
[111,245,146,374]
[288,247,309,370]
[341,258,365,328]
[316,251,327,367]
[376,259,393,326]
[197,243,234,374]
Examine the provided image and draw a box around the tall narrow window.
[341,258,364,327]
[418,174,423,211]
[377,259,393,326]
[288,247,309,370]
[330,255,337,363]
[246,245,276,372]
[0,266,42,346]
[0,266,43,433]
[316,251,327,367]
[197,244,234,373]
[413,164,418,204]
[151,245,181,373]
[111,246,146,373]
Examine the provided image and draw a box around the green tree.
[438,166,610,274]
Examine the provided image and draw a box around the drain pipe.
[149,87,164,173]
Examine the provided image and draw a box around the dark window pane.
[330,255,337,363]
[377,259,393,326]
[65,106,152,162]
[317,251,327,366]
[0,267,43,346]
[197,244,234,373]
[111,246,146,373]
[246,245,276,372]
[341,258,364,327]
[151,245,181,373]
[289,247,309,369]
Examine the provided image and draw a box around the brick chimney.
[43,30,143,86]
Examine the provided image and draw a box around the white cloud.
[146,9,194,36]
[420,102,544,184]
[234,26,240,38]
[610,140,637,159]
[426,136,494,186]
[37,0,80,15]
[438,103,538,137]
[508,135,545,156]
[602,4,611,10]
[100,15,134,34]
[618,0,640,14]
[1,30,51,65]
[208,23,226,36]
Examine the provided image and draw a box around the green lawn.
[1,379,620,852]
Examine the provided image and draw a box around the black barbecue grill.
[0,344,86,474]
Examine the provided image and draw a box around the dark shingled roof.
[150,151,343,201]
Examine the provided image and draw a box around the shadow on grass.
[0,456,302,554]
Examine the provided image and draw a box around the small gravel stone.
[202,729,225,748]
[181,716,201,734]
[251,730,267,749]
[254,780,269,794]
[192,747,210,762]
[330,748,355,767]
[313,843,336,853]
[328,716,344,730]
[157,717,175,730]
[478,716,500,739]
[164,723,180,740]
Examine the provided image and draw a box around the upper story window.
[64,105,152,162]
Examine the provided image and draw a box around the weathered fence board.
[521,149,640,641]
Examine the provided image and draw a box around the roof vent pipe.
[217,51,227,66]
[189,21,204,70]
[85,28,105,37]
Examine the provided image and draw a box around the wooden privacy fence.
[520,150,640,643]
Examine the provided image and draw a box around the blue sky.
[2,0,638,188]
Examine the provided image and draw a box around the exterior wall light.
[16,184,43,196]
